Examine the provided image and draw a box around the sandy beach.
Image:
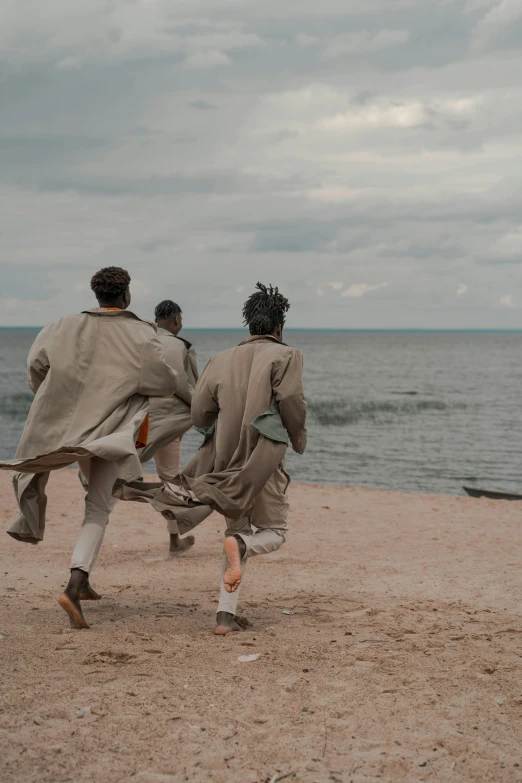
[1,470,522,783]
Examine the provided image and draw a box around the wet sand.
[1,470,522,783]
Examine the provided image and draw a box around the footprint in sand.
[83,651,135,665]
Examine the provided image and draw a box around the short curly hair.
[90,267,131,302]
[155,300,182,320]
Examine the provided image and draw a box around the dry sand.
[1,470,522,783]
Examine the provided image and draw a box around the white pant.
[154,438,181,483]
[217,466,289,615]
[70,457,120,574]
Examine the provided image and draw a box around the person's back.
[18,309,168,461]
[0,266,178,630]
[191,336,305,472]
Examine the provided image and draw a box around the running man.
[115,283,307,635]
[138,299,198,554]
[0,267,178,629]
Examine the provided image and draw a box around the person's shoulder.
[159,332,186,356]
[273,343,303,366]
[175,335,192,351]
[213,345,240,362]
[42,312,86,332]
[115,312,159,340]
[266,339,299,357]
[82,308,156,329]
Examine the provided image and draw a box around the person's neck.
[251,331,283,341]
[98,300,126,310]
[157,321,179,336]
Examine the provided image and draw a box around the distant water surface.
[1,328,521,496]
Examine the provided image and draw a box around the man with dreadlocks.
[115,282,307,635]
[0,267,178,629]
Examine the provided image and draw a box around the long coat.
[0,308,178,543]
[138,330,198,464]
[115,334,307,532]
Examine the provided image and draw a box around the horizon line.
[1,326,522,333]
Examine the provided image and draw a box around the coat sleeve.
[27,327,52,393]
[139,336,178,398]
[272,349,307,454]
[190,359,219,428]
[187,349,199,386]
[173,347,194,407]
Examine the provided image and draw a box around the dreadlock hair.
[90,267,131,303]
[242,282,290,336]
[155,300,182,320]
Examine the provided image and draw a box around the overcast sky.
[1,0,521,328]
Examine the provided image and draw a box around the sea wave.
[0,392,34,420]
[308,398,467,426]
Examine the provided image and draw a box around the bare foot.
[79,583,102,601]
[169,534,195,555]
[58,593,89,629]
[223,536,243,593]
[214,611,244,635]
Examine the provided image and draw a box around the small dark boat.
[463,486,522,501]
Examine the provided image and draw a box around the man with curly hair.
[0,267,178,629]
[115,283,307,635]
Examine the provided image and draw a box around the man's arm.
[273,349,307,454]
[169,344,194,407]
[27,327,52,394]
[139,336,178,398]
[186,348,199,387]
[190,359,219,428]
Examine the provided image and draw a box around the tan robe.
[0,308,178,543]
[138,330,198,465]
[114,334,307,532]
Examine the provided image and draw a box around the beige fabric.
[114,333,306,530]
[70,457,120,574]
[154,438,182,482]
[225,464,289,542]
[1,308,178,544]
[217,465,289,615]
[138,330,198,467]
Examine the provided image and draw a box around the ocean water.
[1,327,521,496]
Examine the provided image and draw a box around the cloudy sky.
[1,0,521,328]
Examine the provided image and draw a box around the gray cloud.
[188,99,217,110]
[0,0,521,327]
[0,264,59,301]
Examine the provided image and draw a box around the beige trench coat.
[138,330,198,464]
[0,309,178,543]
[114,334,307,532]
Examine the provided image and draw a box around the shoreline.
[58,464,507,499]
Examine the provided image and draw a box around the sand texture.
[1,470,522,783]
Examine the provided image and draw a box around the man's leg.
[154,439,195,554]
[214,516,250,636]
[154,438,182,481]
[75,468,102,600]
[215,466,290,635]
[58,457,120,629]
